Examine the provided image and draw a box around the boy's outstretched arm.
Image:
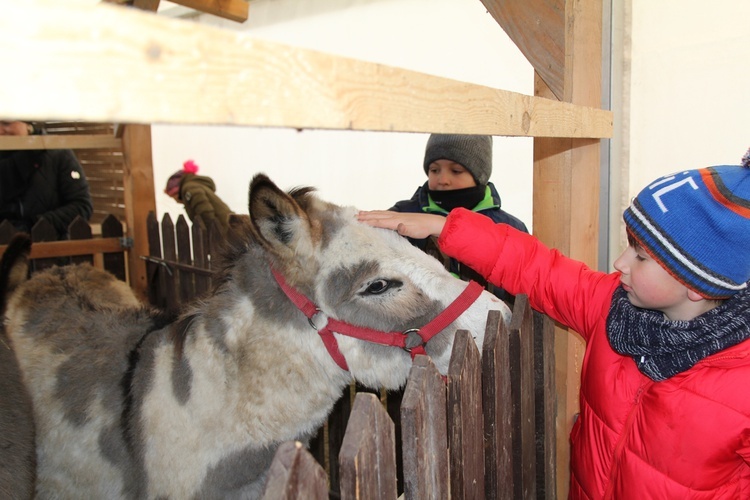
[357,210,446,239]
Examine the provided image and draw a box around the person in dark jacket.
[164,159,233,235]
[390,133,528,300]
[0,120,93,239]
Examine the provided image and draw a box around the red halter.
[271,268,484,371]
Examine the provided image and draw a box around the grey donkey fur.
[0,174,510,498]
[0,232,36,499]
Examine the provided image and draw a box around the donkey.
[1,174,511,499]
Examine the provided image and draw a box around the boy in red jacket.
[358,149,750,498]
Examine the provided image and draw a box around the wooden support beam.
[531,0,604,497]
[481,0,565,101]
[121,124,156,301]
[0,135,122,151]
[132,0,161,11]
[1,1,612,139]
[168,0,248,23]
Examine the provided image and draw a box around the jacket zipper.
[603,379,651,499]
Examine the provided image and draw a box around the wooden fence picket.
[191,216,211,296]
[534,307,557,498]
[400,355,449,499]
[160,214,178,314]
[29,217,59,272]
[482,309,515,500]
[176,215,194,303]
[260,442,329,500]
[100,214,127,281]
[447,329,486,500]
[508,294,537,499]
[339,392,398,499]
[146,211,166,309]
[68,215,94,267]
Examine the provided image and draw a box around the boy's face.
[426,160,477,191]
[613,242,709,321]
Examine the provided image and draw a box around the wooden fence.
[1,211,558,499]
[0,214,128,281]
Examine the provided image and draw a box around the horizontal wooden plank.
[0,1,612,139]
[0,237,125,260]
[0,135,122,151]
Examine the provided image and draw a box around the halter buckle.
[308,310,328,331]
[402,328,424,352]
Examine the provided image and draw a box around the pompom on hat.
[423,134,493,186]
[164,160,199,197]
[623,147,750,299]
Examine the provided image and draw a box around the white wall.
[608,0,750,267]
[623,0,750,224]
[151,0,534,227]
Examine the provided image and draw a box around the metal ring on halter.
[307,310,328,331]
[402,328,424,352]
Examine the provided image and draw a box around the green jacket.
[179,174,232,234]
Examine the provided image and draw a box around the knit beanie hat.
[164,159,199,196]
[623,148,750,299]
[423,134,493,186]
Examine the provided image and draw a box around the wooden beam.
[0,135,122,151]
[167,0,248,23]
[132,0,160,11]
[121,124,156,302]
[531,1,604,497]
[1,1,612,139]
[481,0,565,101]
[0,238,124,260]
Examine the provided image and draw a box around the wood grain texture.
[0,1,611,139]
[481,0,565,101]
[339,392,397,499]
[401,355,449,500]
[447,330,486,500]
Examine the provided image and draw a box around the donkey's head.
[234,174,510,389]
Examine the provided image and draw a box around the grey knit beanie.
[423,134,493,186]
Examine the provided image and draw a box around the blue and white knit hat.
[623,148,750,299]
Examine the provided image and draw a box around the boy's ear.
[687,289,706,302]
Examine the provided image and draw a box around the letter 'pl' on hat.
[423,134,493,186]
[623,148,750,299]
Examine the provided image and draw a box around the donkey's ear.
[0,233,32,314]
[247,174,315,260]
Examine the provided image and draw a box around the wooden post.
[121,124,156,301]
[533,1,603,497]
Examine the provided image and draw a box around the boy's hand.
[357,210,446,239]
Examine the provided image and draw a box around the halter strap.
[271,267,484,371]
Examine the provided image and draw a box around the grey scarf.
[607,286,750,381]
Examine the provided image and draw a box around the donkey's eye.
[363,279,401,295]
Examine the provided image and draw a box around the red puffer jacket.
[438,208,750,499]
